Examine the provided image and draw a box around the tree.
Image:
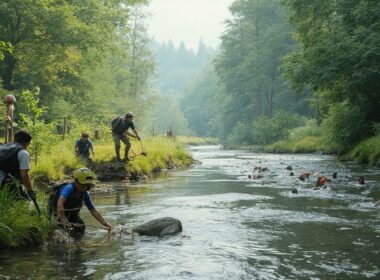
[283,0,380,148]
[213,0,309,142]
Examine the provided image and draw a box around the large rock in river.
[132,217,182,237]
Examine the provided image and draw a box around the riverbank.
[0,137,193,249]
[31,136,193,185]
[176,136,219,146]
[226,134,380,167]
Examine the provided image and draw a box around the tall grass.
[127,137,193,175]
[348,134,380,165]
[29,136,193,182]
[0,187,53,248]
[265,122,337,154]
[176,136,219,146]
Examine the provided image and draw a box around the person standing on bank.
[0,130,36,201]
[111,112,141,162]
[75,132,94,162]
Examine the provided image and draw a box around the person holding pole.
[111,112,141,162]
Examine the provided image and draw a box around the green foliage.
[322,102,372,152]
[227,122,253,146]
[348,133,380,165]
[226,111,305,146]
[17,89,59,163]
[181,66,221,137]
[283,0,380,149]
[265,121,333,153]
[0,187,53,248]
[0,41,11,62]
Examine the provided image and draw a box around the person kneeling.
[50,167,112,238]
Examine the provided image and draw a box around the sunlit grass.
[348,134,380,165]
[176,136,219,145]
[31,140,82,181]
[30,136,193,181]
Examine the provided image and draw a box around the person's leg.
[0,170,6,187]
[112,133,122,160]
[67,214,86,238]
[120,136,131,161]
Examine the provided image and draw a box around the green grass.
[30,136,193,182]
[265,136,335,154]
[176,136,219,146]
[0,187,53,248]
[127,137,193,175]
[347,134,380,165]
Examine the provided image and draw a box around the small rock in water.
[286,165,293,171]
[291,188,298,194]
[290,172,294,176]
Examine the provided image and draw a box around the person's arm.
[18,150,33,192]
[90,142,94,155]
[132,129,141,140]
[57,196,71,229]
[90,209,112,230]
[19,170,33,191]
[75,141,79,155]
[125,131,138,138]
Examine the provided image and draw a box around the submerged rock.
[133,217,182,237]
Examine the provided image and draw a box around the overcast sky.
[146,0,234,50]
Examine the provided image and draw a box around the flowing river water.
[1,145,380,279]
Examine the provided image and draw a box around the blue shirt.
[59,183,95,210]
[75,139,93,156]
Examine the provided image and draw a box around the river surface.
[1,145,380,279]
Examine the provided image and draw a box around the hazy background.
[147,0,234,50]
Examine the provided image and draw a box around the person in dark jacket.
[75,132,94,161]
[0,130,36,200]
[111,112,141,161]
[51,167,112,238]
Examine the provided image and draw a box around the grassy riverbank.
[31,136,193,182]
[176,136,219,146]
[343,134,380,166]
[1,136,193,248]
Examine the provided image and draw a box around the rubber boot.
[115,148,122,162]
[124,146,130,162]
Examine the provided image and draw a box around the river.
[1,145,379,279]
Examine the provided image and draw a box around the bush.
[322,102,373,152]
[251,111,306,145]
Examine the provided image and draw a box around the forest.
[1,0,380,162]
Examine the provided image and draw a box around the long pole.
[5,102,14,143]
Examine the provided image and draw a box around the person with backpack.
[111,112,141,162]
[0,130,36,202]
[48,167,112,238]
[75,132,94,162]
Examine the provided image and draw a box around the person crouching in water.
[49,168,112,238]
[75,132,94,162]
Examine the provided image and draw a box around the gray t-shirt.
[17,149,30,170]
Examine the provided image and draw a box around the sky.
[146,0,234,50]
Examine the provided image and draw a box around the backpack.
[0,143,24,165]
[47,182,69,216]
[111,117,124,133]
